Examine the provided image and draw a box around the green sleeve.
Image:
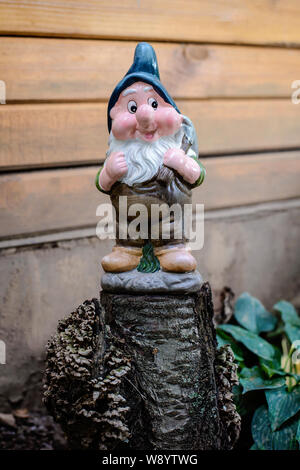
[95,165,110,195]
[190,156,206,187]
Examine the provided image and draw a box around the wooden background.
[0,0,300,244]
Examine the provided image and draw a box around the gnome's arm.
[164,147,206,188]
[95,165,110,194]
[96,151,128,193]
[179,115,206,188]
[186,149,206,188]
[163,114,206,188]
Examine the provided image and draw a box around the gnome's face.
[110,81,183,143]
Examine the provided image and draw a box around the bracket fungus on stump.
[44,284,241,450]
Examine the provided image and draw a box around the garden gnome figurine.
[96,42,206,273]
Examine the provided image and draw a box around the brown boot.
[101,246,142,273]
[155,245,197,273]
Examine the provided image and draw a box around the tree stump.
[44,282,240,450]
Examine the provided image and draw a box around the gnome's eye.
[127,100,137,114]
[148,97,158,110]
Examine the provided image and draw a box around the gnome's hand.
[164,149,200,185]
[106,151,128,179]
[99,151,128,191]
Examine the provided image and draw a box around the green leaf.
[137,242,160,273]
[216,330,244,362]
[272,415,299,450]
[265,386,300,431]
[297,420,300,444]
[218,324,276,361]
[285,323,300,344]
[251,406,273,450]
[232,384,248,417]
[239,365,261,378]
[259,347,282,378]
[260,360,300,383]
[239,366,285,394]
[259,349,284,378]
[235,292,277,334]
[274,300,300,327]
[274,299,300,345]
[260,362,286,379]
[252,405,299,450]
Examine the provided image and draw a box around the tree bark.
[44,282,240,450]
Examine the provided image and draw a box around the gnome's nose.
[136,104,155,130]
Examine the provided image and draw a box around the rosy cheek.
[111,113,136,140]
[156,108,183,136]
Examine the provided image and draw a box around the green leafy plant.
[217,292,300,450]
[137,241,160,273]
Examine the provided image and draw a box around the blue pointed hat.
[107,42,180,132]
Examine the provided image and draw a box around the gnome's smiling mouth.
[142,131,156,141]
[136,128,158,142]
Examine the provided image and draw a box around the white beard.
[106,127,184,186]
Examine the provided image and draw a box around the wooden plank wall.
[0,0,300,242]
